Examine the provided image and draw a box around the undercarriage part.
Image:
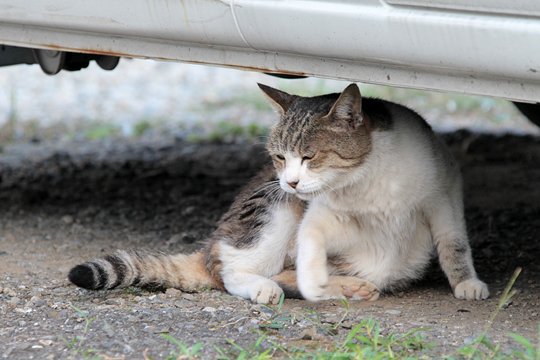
[0,45,120,75]
[0,45,35,67]
[264,72,307,79]
[33,49,65,74]
[513,101,540,127]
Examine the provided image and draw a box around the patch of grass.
[0,87,18,144]
[134,119,152,137]
[216,336,274,360]
[337,319,432,358]
[161,333,203,360]
[188,120,268,143]
[159,268,537,360]
[448,268,540,360]
[213,319,431,359]
[84,122,120,140]
[63,304,101,360]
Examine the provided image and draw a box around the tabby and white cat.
[68,83,489,304]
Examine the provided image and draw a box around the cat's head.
[259,83,372,200]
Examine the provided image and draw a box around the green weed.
[84,123,120,140]
[62,304,101,359]
[161,333,203,359]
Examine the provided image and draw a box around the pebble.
[202,306,217,313]
[299,327,318,340]
[181,293,196,301]
[165,288,183,298]
[3,287,17,297]
[39,339,53,346]
[104,298,124,305]
[61,215,74,224]
[385,309,402,316]
[8,297,21,305]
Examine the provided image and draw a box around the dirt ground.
[0,132,538,359]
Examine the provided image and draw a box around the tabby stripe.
[246,189,268,201]
[93,263,107,290]
[238,205,258,220]
[104,254,127,289]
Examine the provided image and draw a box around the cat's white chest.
[325,175,405,215]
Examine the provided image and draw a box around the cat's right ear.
[257,83,294,115]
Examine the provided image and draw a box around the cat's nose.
[287,180,299,189]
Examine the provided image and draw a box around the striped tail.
[68,250,218,291]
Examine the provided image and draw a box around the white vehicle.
[1,0,539,123]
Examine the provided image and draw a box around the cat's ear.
[326,83,363,129]
[257,83,295,115]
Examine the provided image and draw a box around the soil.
[0,132,538,359]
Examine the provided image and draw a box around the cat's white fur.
[219,203,297,304]
[290,107,489,301]
[212,84,489,304]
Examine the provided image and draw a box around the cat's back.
[361,98,460,203]
[363,97,433,137]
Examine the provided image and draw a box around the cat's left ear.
[326,83,363,129]
[257,83,295,115]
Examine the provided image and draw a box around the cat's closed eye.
[302,154,315,162]
[275,154,285,161]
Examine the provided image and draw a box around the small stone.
[165,288,182,298]
[321,314,340,324]
[33,299,47,307]
[299,327,318,341]
[3,287,17,297]
[385,309,402,316]
[39,340,53,346]
[104,298,124,305]
[61,215,74,224]
[15,308,32,314]
[9,297,21,305]
[181,293,196,301]
[47,310,59,319]
[202,306,216,313]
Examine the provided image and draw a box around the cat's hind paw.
[454,278,489,300]
[250,279,284,304]
[332,276,380,301]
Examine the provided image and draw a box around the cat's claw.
[454,278,489,300]
[250,280,284,304]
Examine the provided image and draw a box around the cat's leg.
[295,205,332,301]
[326,275,380,301]
[426,198,489,300]
[222,270,284,304]
[272,270,379,301]
[218,202,300,304]
[296,205,379,301]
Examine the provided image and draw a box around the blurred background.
[1,58,538,144]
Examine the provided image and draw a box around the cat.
[68,83,489,304]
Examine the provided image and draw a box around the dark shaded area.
[0,133,539,286]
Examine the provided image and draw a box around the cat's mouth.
[294,190,318,200]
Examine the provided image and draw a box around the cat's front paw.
[454,278,489,300]
[249,279,284,304]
